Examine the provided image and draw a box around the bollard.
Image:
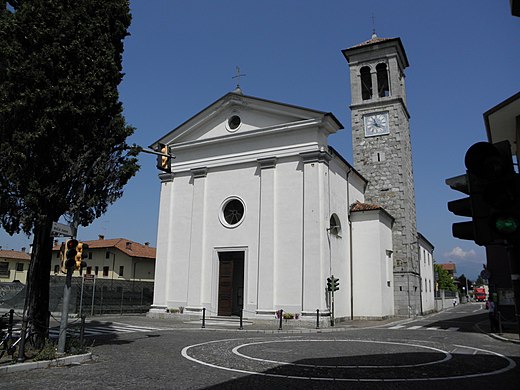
[316,309,320,329]
[17,316,28,363]
[80,315,86,346]
[8,309,14,338]
[278,309,283,330]
[202,308,206,329]
[239,309,243,330]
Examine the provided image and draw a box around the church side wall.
[327,159,352,319]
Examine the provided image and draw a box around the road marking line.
[388,325,405,329]
[182,338,516,382]
[111,322,165,330]
[407,325,422,330]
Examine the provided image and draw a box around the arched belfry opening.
[360,66,372,100]
[376,63,389,97]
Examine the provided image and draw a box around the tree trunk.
[24,217,54,344]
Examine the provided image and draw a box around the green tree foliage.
[456,274,473,296]
[0,0,139,339]
[434,264,457,292]
[474,275,486,286]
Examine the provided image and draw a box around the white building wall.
[350,210,394,319]
[327,159,352,319]
[419,242,435,314]
[150,93,395,320]
[272,157,304,313]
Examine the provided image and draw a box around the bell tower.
[343,34,421,317]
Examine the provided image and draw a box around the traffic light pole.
[505,244,520,338]
[331,289,335,327]
[58,263,74,354]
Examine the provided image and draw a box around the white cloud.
[444,246,477,259]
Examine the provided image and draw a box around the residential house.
[0,248,31,283]
[51,236,156,282]
[418,233,435,314]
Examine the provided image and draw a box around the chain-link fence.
[0,277,154,316]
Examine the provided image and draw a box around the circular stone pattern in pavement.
[181,337,516,382]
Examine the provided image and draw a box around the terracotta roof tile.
[350,201,383,212]
[52,238,156,260]
[0,250,31,261]
[439,263,457,272]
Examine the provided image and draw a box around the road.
[2,303,518,389]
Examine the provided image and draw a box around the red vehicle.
[474,287,486,302]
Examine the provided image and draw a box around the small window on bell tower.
[360,66,372,100]
[376,63,389,97]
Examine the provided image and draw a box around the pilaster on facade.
[257,157,277,312]
[300,150,330,313]
[300,149,332,165]
[159,172,174,183]
[186,167,208,310]
[152,172,175,310]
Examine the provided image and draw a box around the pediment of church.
[153,91,342,148]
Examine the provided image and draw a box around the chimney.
[54,239,58,247]
[144,242,150,247]
[126,241,132,250]
[21,247,26,253]
[98,234,105,240]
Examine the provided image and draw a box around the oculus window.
[227,115,242,132]
[220,197,245,228]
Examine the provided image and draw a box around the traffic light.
[156,143,171,173]
[447,140,519,246]
[74,242,88,273]
[332,276,339,291]
[327,276,340,292]
[64,239,78,271]
[446,173,481,242]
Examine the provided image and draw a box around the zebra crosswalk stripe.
[386,325,460,332]
[387,325,406,329]
[48,323,164,337]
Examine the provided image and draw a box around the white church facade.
[149,34,435,321]
[149,90,395,320]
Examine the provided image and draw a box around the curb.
[172,317,414,334]
[475,321,520,344]
[486,331,520,344]
[0,352,92,374]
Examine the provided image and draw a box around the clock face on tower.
[364,112,390,137]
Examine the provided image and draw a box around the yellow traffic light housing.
[156,143,171,173]
[74,242,88,272]
[59,242,67,274]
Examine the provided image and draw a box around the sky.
[1,0,519,281]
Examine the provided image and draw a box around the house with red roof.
[51,235,156,282]
[0,248,31,283]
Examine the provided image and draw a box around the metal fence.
[0,276,154,316]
